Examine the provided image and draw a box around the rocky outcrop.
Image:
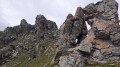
[56,7,87,47]
[54,7,88,67]
[20,19,35,33]
[59,52,85,67]
[0,15,58,66]
[0,19,35,47]
[0,0,120,67]
[35,15,58,41]
[54,0,120,67]
[82,0,120,63]
[0,19,34,65]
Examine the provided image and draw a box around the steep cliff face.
[54,0,120,67]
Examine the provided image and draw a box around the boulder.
[77,44,91,53]
[59,54,85,67]
[112,47,120,56]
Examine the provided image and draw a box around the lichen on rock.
[54,0,120,67]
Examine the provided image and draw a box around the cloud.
[0,16,10,31]
[0,7,10,31]
[0,0,120,31]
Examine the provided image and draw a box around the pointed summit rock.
[67,13,73,19]
[35,14,58,41]
[75,7,84,18]
[20,19,28,26]
[36,14,46,20]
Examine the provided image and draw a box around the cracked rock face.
[56,7,87,47]
[84,0,119,44]
[54,7,88,67]
[84,0,119,24]
[81,0,120,64]
[59,53,85,67]
[54,0,120,67]
[35,15,58,41]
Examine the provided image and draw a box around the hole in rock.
[75,21,91,45]
[76,39,78,43]
[86,21,91,31]
[80,51,90,57]
[75,22,91,44]
[86,21,91,36]
[77,34,83,44]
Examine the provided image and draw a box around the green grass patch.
[5,41,56,67]
[5,51,29,67]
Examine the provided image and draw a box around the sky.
[0,0,120,31]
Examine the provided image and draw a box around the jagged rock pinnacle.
[35,14,58,41]
[75,7,84,18]
[20,19,28,26]
[67,13,73,19]
[36,14,46,20]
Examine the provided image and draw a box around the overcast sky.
[0,0,120,31]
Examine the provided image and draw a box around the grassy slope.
[5,42,56,67]
[4,32,56,67]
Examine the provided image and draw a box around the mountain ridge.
[0,0,120,67]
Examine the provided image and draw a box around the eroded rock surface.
[82,0,120,63]
[0,0,120,67]
[54,7,88,67]
[35,15,58,41]
[56,7,87,47]
[54,0,120,67]
[0,15,58,65]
